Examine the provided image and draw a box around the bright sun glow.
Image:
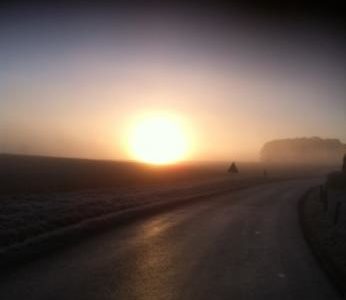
[129,114,188,165]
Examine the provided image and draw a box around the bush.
[327,172,346,190]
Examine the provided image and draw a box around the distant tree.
[228,162,239,174]
[343,154,346,172]
[260,137,346,165]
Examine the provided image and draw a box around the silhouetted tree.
[228,162,239,174]
[260,137,346,165]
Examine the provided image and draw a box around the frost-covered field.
[0,175,266,252]
[0,154,333,264]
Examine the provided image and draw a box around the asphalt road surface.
[0,179,342,300]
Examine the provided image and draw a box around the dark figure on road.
[228,162,239,174]
[343,154,346,172]
[263,169,267,177]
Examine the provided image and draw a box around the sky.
[0,2,345,162]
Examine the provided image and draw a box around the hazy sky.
[1,2,345,161]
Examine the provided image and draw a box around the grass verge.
[298,187,346,297]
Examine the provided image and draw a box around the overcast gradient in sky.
[0,3,345,161]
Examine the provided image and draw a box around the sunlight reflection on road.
[114,214,182,300]
[140,217,171,239]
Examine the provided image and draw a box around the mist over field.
[1,136,343,195]
[0,2,345,162]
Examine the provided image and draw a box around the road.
[0,179,341,300]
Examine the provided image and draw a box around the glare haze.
[1,4,345,162]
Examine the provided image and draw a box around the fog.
[0,2,345,162]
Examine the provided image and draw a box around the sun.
[129,114,188,165]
